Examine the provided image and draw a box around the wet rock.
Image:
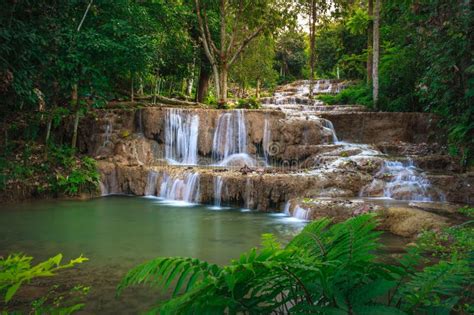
[378,207,448,238]
[408,201,463,217]
[318,112,442,144]
[286,198,381,222]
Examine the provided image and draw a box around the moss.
[120,129,131,138]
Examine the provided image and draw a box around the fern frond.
[326,214,381,263]
[116,257,220,297]
[397,258,472,313]
[286,217,332,256]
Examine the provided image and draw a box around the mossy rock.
[120,129,131,138]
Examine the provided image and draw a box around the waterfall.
[100,169,119,196]
[165,109,199,165]
[102,119,112,148]
[321,118,338,143]
[263,116,272,164]
[158,171,200,203]
[293,205,310,220]
[244,177,253,209]
[213,176,224,207]
[361,160,445,202]
[212,110,248,163]
[283,201,291,215]
[144,171,158,196]
[183,173,200,202]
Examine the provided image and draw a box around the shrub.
[318,83,372,107]
[53,156,100,196]
[236,97,261,109]
[0,253,88,314]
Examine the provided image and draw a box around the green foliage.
[318,83,372,106]
[118,214,473,314]
[236,98,262,110]
[0,143,99,196]
[275,29,308,82]
[314,21,366,79]
[312,0,473,164]
[0,253,88,313]
[347,8,370,35]
[30,284,90,315]
[53,156,100,196]
[230,35,279,95]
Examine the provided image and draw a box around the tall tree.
[194,0,291,106]
[367,0,373,83]
[275,29,308,80]
[308,0,317,99]
[230,35,278,98]
[372,0,380,108]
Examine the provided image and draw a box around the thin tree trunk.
[138,77,144,95]
[71,84,79,148]
[309,0,316,99]
[153,75,158,105]
[45,116,52,143]
[256,79,261,99]
[212,65,221,101]
[186,59,195,97]
[372,0,380,109]
[218,65,228,107]
[367,0,374,83]
[131,73,134,102]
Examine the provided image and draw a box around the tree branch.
[226,0,243,56]
[195,0,217,66]
[203,11,219,55]
[228,25,264,67]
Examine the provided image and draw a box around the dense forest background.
[0,0,472,165]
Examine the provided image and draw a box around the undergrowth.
[0,142,99,197]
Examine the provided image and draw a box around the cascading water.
[244,177,253,209]
[212,110,251,166]
[183,173,200,202]
[321,118,338,143]
[263,116,272,165]
[213,176,224,207]
[283,201,291,215]
[137,108,144,135]
[293,205,310,220]
[159,171,200,203]
[102,119,112,148]
[361,160,445,202]
[144,171,158,196]
[165,109,199,165]
[100,169,119,196]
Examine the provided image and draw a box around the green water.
[0,196,305,314]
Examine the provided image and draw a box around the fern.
[117,257,221,298]
[117,214,472,314]
[397,259,472,313]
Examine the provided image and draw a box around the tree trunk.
[71,84,79,148]
[309,0,316,99]
[372,0,380,109]
[196,65,211,102]
[217,64,228,107]
[131,73,135,102]
[256,79,261,99]
[367,0,374,83]
[45,116,53,143]
[138,77,144,95]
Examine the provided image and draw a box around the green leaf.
[5,282,21,303]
